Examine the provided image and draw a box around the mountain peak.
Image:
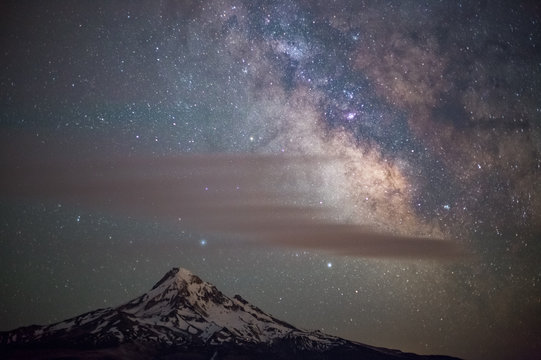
[151,267,201,290]
[130,267,231,321]
[114,266,299,346]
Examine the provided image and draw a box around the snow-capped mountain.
[0,268,461,359]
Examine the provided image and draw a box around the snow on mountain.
[0,268,322,349]
[117,267,300,346]
[0,268,462,360]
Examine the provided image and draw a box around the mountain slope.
[0,267,461,360]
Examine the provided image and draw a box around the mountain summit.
[0,268,461,359]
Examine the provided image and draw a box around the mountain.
[0,267,461,359]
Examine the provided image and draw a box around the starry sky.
[1,1,540,359]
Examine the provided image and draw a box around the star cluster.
[1,1,540,359]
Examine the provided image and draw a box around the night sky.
[1,1,540,359]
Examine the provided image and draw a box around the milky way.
[1,1,540,359]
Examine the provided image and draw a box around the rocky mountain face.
[0,267,461,359]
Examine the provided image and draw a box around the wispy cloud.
[1,141,463,259]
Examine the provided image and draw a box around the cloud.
[1,138,463,259]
